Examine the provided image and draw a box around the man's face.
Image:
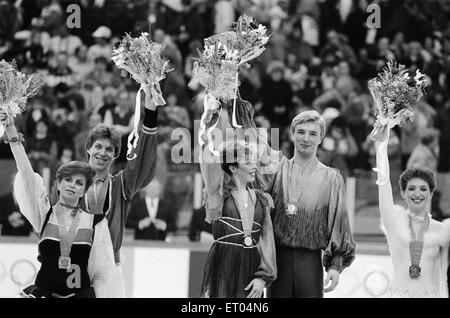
[292,122,322,157]
[87,138,115,172]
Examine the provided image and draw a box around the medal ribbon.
[232,190,255,244]
[55,203,81,262]
[408,213,430,271]
[86,176,110,215]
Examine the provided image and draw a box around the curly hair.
[399,167,436,193]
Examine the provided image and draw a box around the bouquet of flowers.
[368,60,428,141]
[230,14,270,66]
[0,60,45,117]
[111,32,173,106]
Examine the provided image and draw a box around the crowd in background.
[1,0,450,237]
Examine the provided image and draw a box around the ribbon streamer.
[126,86,144,161]
[231,73,242,128]
[198,94,222,160]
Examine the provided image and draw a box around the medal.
[58,256,71,269]
[408,212,429,280]
[55,203,81,272]
[244,236,252,247]
[286,204,296,215]
[409,265,421,279]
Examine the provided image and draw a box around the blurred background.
[0,0,450,297]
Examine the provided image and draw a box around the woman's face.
[57,173,87,204]
[230,161,257,185]
[401,177,433,213]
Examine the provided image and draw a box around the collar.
[94,174,111,184]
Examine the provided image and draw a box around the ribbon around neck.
[198,93,222,159]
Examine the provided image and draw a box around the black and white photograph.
[0,0,449,303]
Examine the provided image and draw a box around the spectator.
[86,56,114,88]
[73,112,102,162]
[0,190,32,236]
[87,25,113,61]
[317,115,359,179]
[260,60,293,128]
[214,0,235,34]
[126,179,176,241]
[407,128,439,172]
[27,119,58,175]
[68,44,95,80]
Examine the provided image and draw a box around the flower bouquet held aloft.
[230,14,270,67]
[0,60,45,117]
[368,60,428,141]
[111,32,173,107]
[111,32,173,160]
[193,15,269,155]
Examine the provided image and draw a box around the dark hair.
[56,161,96,192]
[220,142,252,175]
[399,168,436,192]
[85,124,122,159]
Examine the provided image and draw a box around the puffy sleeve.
[323,170,356,273]
[253,193,277,284]
[200,145,224,223]
[88,216,116,298]
[10,142,50,235]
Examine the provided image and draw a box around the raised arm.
[374,127,398,232]
[199,144,224,223]
[2,114,50,234]
[122,97,158,202]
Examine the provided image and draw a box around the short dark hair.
[56,161,96,192]
[399,168,436,193]
[220,141,254,175]
[85,124,122,159]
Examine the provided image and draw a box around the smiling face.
[292,121,323,158]
[57,173,87,204]
[87,138,115,173]
[230,161,257,185]
[401,178,433,214]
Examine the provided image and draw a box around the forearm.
[123,108,158,198]
[5,124,34,178]
[375,133,396,229]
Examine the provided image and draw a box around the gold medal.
[58,256,71,269]
[244,236,252,247]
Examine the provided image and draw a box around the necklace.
[407,210,426,222]
[408,212,430,279]
[232,189,254,247]
[58,202,79,217]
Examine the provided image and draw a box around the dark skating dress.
[201,187,276,298]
